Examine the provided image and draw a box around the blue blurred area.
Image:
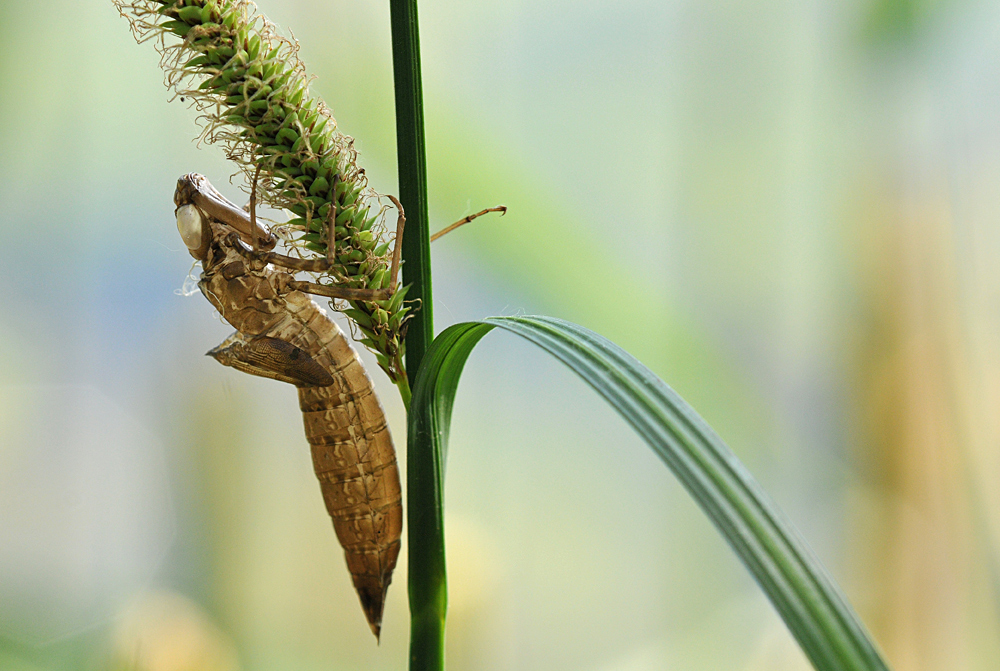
[2,1,1000,670]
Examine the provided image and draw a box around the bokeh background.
[2,0,1000,669]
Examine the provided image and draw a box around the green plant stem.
[390,0,433,379]
[388,0,441,668]
[396,374,412,410]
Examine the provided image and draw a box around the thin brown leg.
[227,236,395,301]
[327,174,339,264]
[286,279,392,302]
[226,232,335,272]
[294,196,404,300]
[430,205,506,242]
[385,195,406,295]
[229,188,408,303]
[249,163,263,251]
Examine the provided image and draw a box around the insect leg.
[326,174,338,264]
[226,232,336,272]
[385,195,405,296]
[430,205,506,242]
[249,162,263,251]
[225,237,394,300]
[285,279,393,301]
[273,195,406,298]
[228,193,407,302]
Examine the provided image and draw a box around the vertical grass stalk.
[388,0,443,668]
[390,0,433,376]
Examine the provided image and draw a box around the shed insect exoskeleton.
[174,172,403,639]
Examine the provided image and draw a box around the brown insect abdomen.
[298,370,402,639]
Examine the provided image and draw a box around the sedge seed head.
[116,0,409,383]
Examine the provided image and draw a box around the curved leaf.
[407,315,890,671]
[407,322,492,668]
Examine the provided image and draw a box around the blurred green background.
[2,0,1000,669]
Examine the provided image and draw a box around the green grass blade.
[407,315,891,671]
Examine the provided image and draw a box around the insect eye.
[176,204,204,250]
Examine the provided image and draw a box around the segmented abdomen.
[282,291,403,639]
[201,256,402,638]
[299,375,402,634]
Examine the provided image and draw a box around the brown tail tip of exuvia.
[358,585,388,642]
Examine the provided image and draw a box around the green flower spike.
[117,0,411,390]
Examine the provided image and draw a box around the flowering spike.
[116,0,409,384]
